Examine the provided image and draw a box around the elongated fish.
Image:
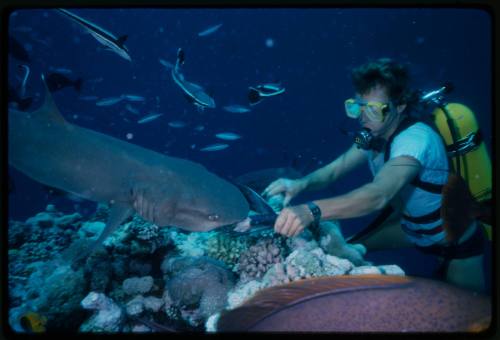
[169,48,216,109]
[215,132,241,141]
[96,96,123,106]
[137,113,163,124]
[49,66,73,75]
[56,8,131,62]
[217,275,491,332]
[122,94,145,102]
[200,143,229,152]
[248,83,285,105]
[168,120,186,128]
[197,23,223,37]
[222,104,251,113]
[8,75,248,264]
[125,103,140,115]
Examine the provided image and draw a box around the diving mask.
[344,98,391,122]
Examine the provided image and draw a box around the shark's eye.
[208,214,219,221]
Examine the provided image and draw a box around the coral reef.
[8,199,405,333]
[80,292,123,332]
[161,256,235,327]
[24,262,88,331]
[318,220,370,266]
[205,233,251,271]
[236,236,286,282]
[122,276,154,296]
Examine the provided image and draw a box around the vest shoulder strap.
[384,117,445,194]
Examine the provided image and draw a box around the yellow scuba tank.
[432,102,492,240]
[432,103,491,202]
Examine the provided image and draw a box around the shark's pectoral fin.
[38,74,68,124]
[70,202,134,268]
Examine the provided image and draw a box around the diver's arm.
[315,156,420,219]
[301,144,367,191]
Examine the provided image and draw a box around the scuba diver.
[262,58,491,293]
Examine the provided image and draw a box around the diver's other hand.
[274,204,314,238]
[262,178,306,206]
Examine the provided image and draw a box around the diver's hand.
[274,204,314,237]
[262,178,306,206]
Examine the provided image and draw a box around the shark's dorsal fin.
[117,34,128,45]
[35,74,68,124]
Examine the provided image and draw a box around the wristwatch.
[306,201,322,227]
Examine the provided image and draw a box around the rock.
[226,280,263,310]
[143,296,164,313]
[78,221,105,238]
[131,324,152,333]
[26,263,87,331]
[55,213,82,229]
[80,292,123,332]
[8,221,27,249]
[25,212,54,229]
[129,260,152,276]
[126,295,145,316]
[378,264,405,276]
[205,313,220,332]
[122,276,154,295]
[323,254,354,276]
[319,221,369,266]
[349,265,382,275]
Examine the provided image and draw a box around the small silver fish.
[199,143,229,152]
[197,23,223,37]
[48,66,73,75]
[125,103,139,115]
[95,96,123,106]
[215,132,241,141]
[194,125,205,132]
[222,105,251,113]
[122,94,145,102]
[137,113,163,124]
[168,120,186,128]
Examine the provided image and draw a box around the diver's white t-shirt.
[366,122,449,246]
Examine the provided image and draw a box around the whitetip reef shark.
[8,75,248,263]
[56,8,132,62]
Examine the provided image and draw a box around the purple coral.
[236,237,284,283]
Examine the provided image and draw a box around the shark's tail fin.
[35,74,68,125]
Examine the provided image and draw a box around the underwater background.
[6,7,492,332]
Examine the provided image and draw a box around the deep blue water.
[7,8,492,288]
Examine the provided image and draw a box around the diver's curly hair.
[351,58,419,110]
